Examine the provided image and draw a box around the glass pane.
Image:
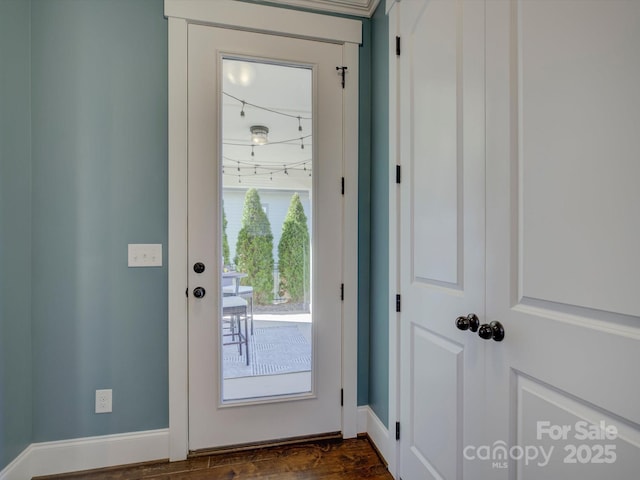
[220,58,313,402]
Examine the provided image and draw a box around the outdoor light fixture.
[250,125,269,145]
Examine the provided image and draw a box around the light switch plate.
[128,244,162,267]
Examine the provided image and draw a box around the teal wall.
[0,0,33,468]
[357,18,372,407]
[0,0,389,468]
[30,0,168,441]
[368,3,390,426]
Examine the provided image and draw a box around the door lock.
[193,287,206,299]
[193,262,205,273]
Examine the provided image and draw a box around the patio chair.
[222,296,249,365]
[222,276,254,335]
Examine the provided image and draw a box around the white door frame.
[165,0,361,461]
[385,1,400,478]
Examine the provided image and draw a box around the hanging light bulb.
[300,137,305,150]
[254,165,258,175]
[298,116,302,132]
[284,165,288,175]
[251,146,255,157]
[240,101,246,117]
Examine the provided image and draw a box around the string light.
[222,92,312,182]
[221,157,311,180]
[224,134,311,148]
[224,92,311,122]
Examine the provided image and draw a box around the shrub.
[234,189,274,304]
[278,193,310,304]
[222,207,230,266]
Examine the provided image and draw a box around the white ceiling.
[222,59,313,191]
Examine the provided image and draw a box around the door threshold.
[188,431,342,458]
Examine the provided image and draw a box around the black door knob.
[193,287,206,299]
[478,321,505,342]
[193,262,205,274]
[455,314,480,332]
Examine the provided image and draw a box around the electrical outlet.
[95,389,112,414]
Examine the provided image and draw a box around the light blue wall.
[0,0,33,469]
[368,2,390,426]
[30,0,168,441]
[1,0,388,464]
[358,18,372,407]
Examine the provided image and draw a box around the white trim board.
[164,0,362,44]
[0,429,169,480]
[266,0,381,18]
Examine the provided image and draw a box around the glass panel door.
[220,59,313,402]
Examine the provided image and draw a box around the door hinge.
[396,36,401,56]
[341,283,344,301]
[396,165,401,184]
[185,288,188,298]
[396,294,401,313]
[341,388,344,406]
[341,177,345,195]
[336,66,348,88]
[396,421,401,440]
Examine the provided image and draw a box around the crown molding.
[262,0,381,18]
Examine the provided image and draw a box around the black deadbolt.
[193,262,205,274]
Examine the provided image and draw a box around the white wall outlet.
[128,244,162,267]
[95,389,112,413]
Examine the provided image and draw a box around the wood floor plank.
[34,437,392,480]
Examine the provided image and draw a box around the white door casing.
[166,0,360,459]
[398,1,488,478]
[396,0,640,479]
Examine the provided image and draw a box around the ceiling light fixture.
[250,125,269,145]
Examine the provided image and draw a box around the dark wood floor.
[34,437,393,480]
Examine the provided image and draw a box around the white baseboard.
[0,429,169,480]
[357,406,396,477]
[1,413,394,479]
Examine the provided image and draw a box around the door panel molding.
[512,0,640,317]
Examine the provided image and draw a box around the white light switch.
[128,244,162,267]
